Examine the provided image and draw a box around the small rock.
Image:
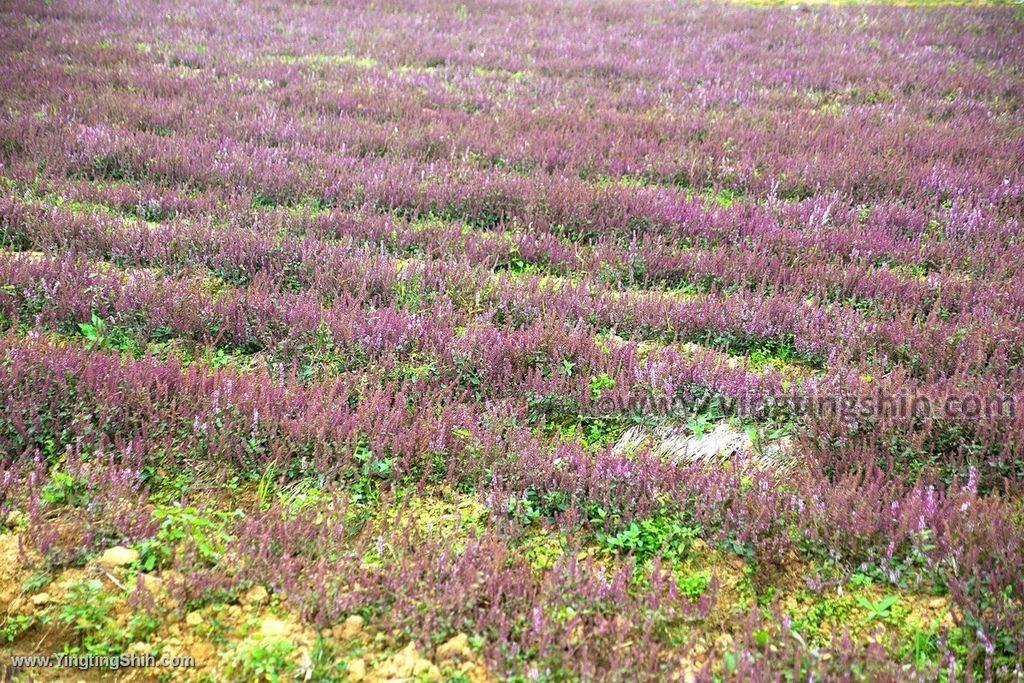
[334,614,364,640]
[380,642,419,678]
[240,585,269,606]
[97,546,139,568]
[29,592,51,607]
[185,611,203,627]
[413,658,442,680]
[127,642,149,656]
[436,633,472,661]
[346,657,366,682]
[192,641,215,661]
[259,616,292,638]
[137,573,161,594]
[382,642,442,681]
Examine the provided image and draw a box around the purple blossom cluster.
[1,0,1023,679]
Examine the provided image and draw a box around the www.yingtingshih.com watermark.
[589,389,1017,422]
[5,652,195,678]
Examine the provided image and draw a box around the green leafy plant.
[1,614,36,643]
[21,569,51,594]
[53,579,119,655]
[209,347,232,369]
[685,399,725,439]
[848,573,873,589]
[856,594,899,622]
[687,411,717,439]
[277,478,326,514]
[136,504,239,571]
[41,470,89,508]
[78,313,108,349]
[678,570,712,600]
[306,635,348,682]
[595,515,701,564]
[589,372,616,400]
[899,619,941,668]
[225,637,298,682]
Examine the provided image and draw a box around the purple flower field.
[1,0,1023,680]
